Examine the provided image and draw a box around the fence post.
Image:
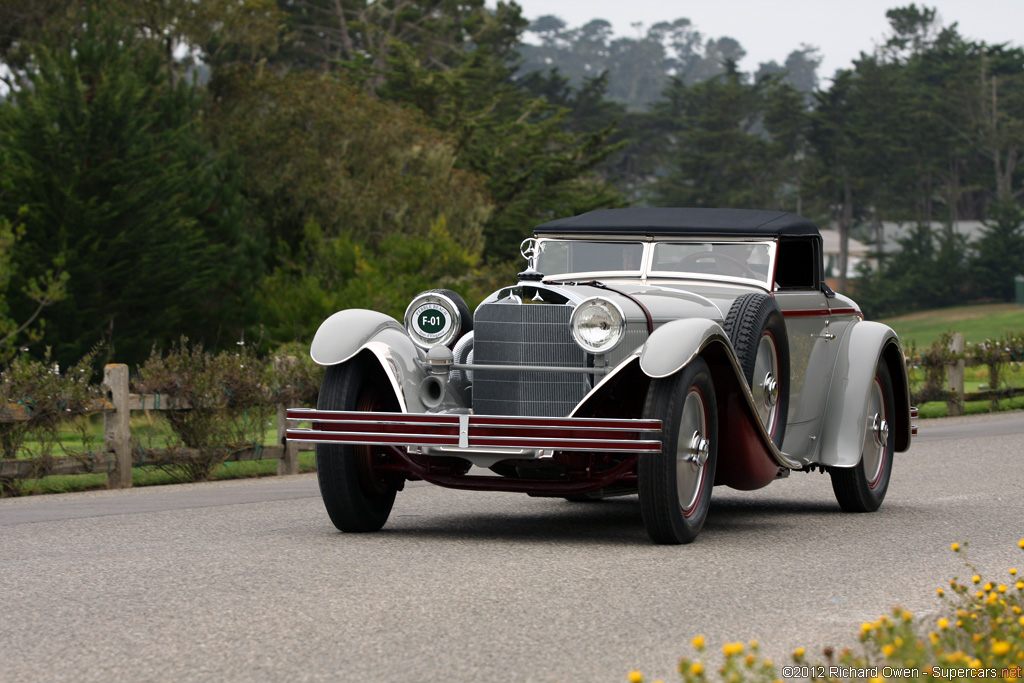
[276,403,299,476]
[275,357,300,476]
[103,364,132,488]
[947,333,965,417]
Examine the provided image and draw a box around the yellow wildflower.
[984,583,994,592]
[992,641,1011,656]
[1011,568,1018,575]
[628,670,644,683]
[901,610,913,621]
[745,654,756,667]
[690,662,704,676]
[973,575,982,584]
[937,588,944,596]
[938,618,950,629]
[883,644,895,656]
[692,635,705,650]
[1018,538,1024,549]
[929,633,939,645]
[748,640,758,650]
[951,542,960,551]
[862,622,874,633]
[998,584,1007,593]
[793,648,805,660]
[1017,581,1024,590]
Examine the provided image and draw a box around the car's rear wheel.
[722,293,789,448]
[638,357,718,545]
[316,360,401,532]
[830,358,895,512]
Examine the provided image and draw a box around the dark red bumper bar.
[285,409,662,453]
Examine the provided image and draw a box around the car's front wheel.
[829,358,895,512]
[638,357,718,544]
[316,360,401,532]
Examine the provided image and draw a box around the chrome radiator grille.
[472,302,590,417]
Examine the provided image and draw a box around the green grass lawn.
[879,302,1024,347]
[5,413,314,496]
[13,452,318,495]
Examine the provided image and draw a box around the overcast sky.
[502,0,1024,82]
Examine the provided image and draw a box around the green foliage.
[635,540,1024,683]
[0,171,69,361]
[134,340,275,482]
[970,201,1024,301]
[208,67,492,256]
[650,65,807,211]
[0,12,257,367]
[380,35,624,256]
[853,224,970,317]
[257,216,492,342]
[0,350,99,495]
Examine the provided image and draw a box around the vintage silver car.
[287,208,917,544]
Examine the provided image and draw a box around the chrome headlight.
[405,291,461,349]
[570,297,625,354]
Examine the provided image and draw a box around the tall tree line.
[1,2,1022,367]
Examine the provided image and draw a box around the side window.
[774,238,819,290]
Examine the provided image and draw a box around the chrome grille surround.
[472,302,589,417]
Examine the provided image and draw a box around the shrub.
[0,349,100,495]
[630,540,1024,683]
[134,340,275,482]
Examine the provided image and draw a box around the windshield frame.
[535,236,777,288]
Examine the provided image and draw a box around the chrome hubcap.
[862,377,887,486]
[761,373,779,408]
[676,389,708,514]
[872,413,889,447]
[686,431,710,468]
[752,333,779,435]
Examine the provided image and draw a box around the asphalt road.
[2,411,1023,683]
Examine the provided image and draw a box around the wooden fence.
[918,333,1024,416]
[0,364,310,490]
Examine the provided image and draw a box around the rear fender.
[818,321,911,467]
[310,310,427,413]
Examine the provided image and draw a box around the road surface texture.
[2,411,1022,682]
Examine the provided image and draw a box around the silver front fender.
[310,309,429,413]
[638,318,803,473]
[817,321,908,467]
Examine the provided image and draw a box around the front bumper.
[285,409,662,454]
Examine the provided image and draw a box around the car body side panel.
[817,321,909,467]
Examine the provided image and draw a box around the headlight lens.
[404,292,461,349]
[571,297,625,354]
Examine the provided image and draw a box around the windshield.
[651,242,771,282]
[535,240,644,275]
[535,238,773,284]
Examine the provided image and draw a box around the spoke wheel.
[830,359,895,512]
[723,293,790,447]
[316,360,400,532]
[638,357,718,545]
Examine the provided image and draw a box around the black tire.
[316,360,401,532]
[722,293,790,448]
[425,289,473,346]
[830,359,895,512]
[638,357,718,545]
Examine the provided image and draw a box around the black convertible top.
[535,208,820,238]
